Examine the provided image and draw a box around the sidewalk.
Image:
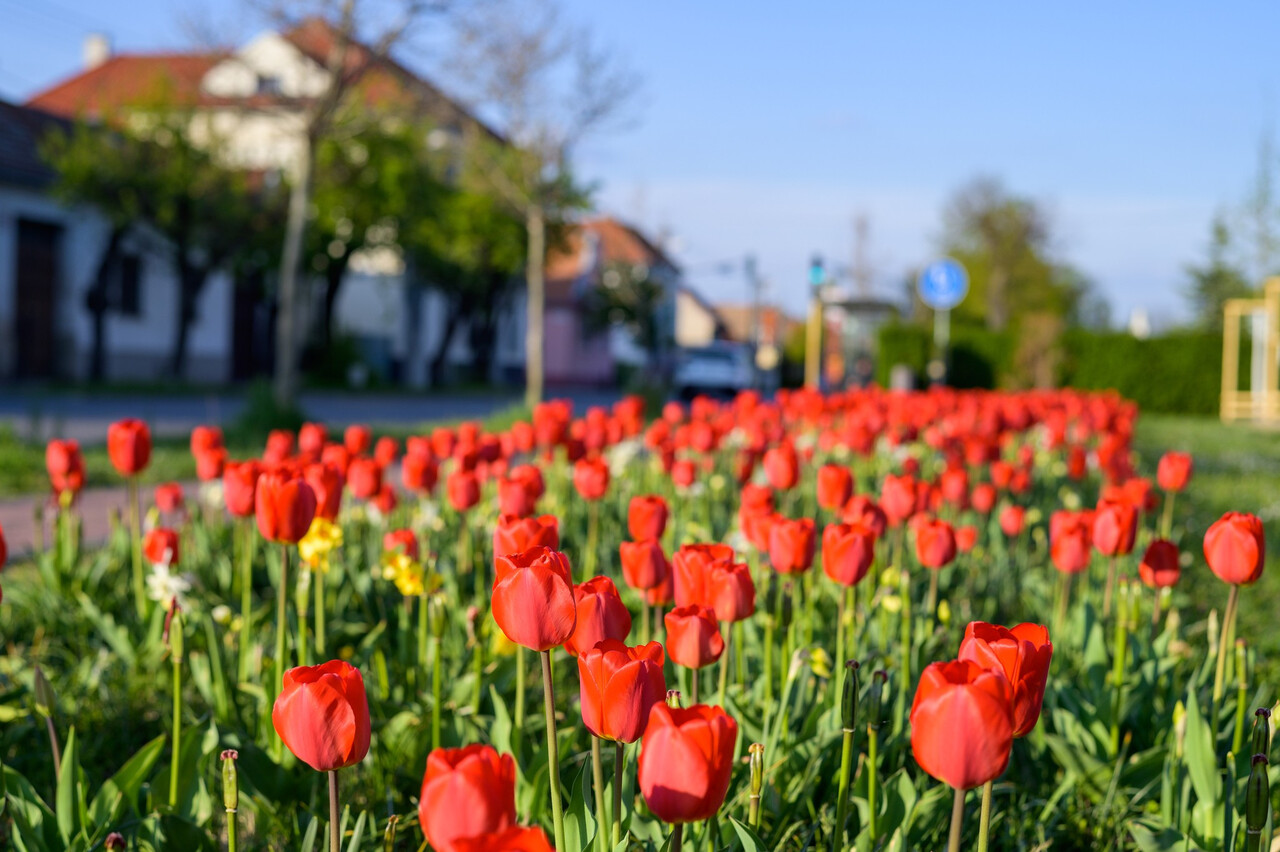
[0,482,194,558]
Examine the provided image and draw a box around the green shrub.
[1058,330,1224,415]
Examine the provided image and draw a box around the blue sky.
[3,1,1277,325]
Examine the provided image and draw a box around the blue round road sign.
[918,259,969,310]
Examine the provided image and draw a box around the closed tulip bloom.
[154,482,184,514]
[1065,445,1088,480]
[578,639,667,743]
[344,424,372,456]
[491,547,577,651]
[1093,499,1138,557]
[956,525,978,553]
[672,543,735,607]
[638,703,739,824]
[822,521,876,587]
[564,576,633,657]
[272,660,371,772]
[374,436,399,468]
[573,455,611,501]
[383,529,419,562]
[762,443,799,491]
[1157,451,1193,492]
[321,444,351,478]
[195,447,226,482]
[706,561,756,622]
[881,473,917,527]
[346,458,382,501]
[909,659,1015,790]
[628,495,670,541]
[255,470,318,544]
[402,451,439,495]
[1050,510,1092,574]
[644,569,675,607]
[1122,477,1157,514]
[143,527,180,566]
[914,517,957,569]
[1139,539,1181,588]
[1204,511,1266,586]
[769,517,816,574]
[304,462,343,522]
[494,515,560,559]
[107,418,151,476]
[998,505,1025,538]
[373,484,398,515]
[451,827,554,852]
[742,509,778,554]
[190,425,224,457]
[298,422,327,456]
[739,483,775,525]
[223,461,261,518]
[418,745,517,852]
[447,470,480,512]
[671,459,697,489]
[958,622,1053,737]
[939,467,969,509]
[664,605,725,670]
[619,539,669,591]
[497,476,537,518]
[841,495,888,538]
[970,482,997,515]
[816,464,853,510]
[263,430,295,465]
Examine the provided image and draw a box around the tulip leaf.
[489,685,513,757]
[55,727,81,845]
[1183,690,1220,806]
[729,816,769,852]
[1130,821,1201,852]
[345,809,368,852]
[563,762,597,852]
[87,734,164,827]
[300,815,320,852]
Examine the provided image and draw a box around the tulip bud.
[1173,701,1187,759]
[666,689,682,708]
[427,595,447,639]
[867,670,888,731]
[166,603,184,661]
[33,664,56,720]
[105,833,125,850]
[1246,754,1269,835]
[841,660,860,733]
[1253,708,1272,758]
[749,742,764,798]
[1236,639,1249,692]
[220,749,239,812]
[384,814,399,852]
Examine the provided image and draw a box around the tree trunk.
[321,250,353,348]
[524,205,546,408]
[428,295,465,386]
[169,260,208,379]
[275,137,315,407]
[470,273,502,383]
[85,226,124,381]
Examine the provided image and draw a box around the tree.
[1184,213,1252,329]
[443,0,639,407]
[582,260,666,362]
[940,177,1090,331]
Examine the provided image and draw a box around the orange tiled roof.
[27,53,222,118]
[545,217,678,303]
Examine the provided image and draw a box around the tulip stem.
[585,500,599,581]
[128,477,146,620]
[735,621,746,687]
[717,621,731,707]
[690,666,700,705]
[1053,572,1072,639]
[275,545,290,704]
[948,786,965,852]
[926,569,939,619]
[1109,582,1130,757]
[592,736,608,852]
[867,726,878,841]
[541,650,567,852]
[515,647,526,747]
[670,822,683,852]
[431,633,443,752]
[1103,555,1117,618]
[1161,490,1176,540]
[170,652,181,808]
[328,770,340,852]
[1213,585,1240,706]
[835,590,846,712]
[315,569,326,660]
[238,519,253,681]
[834,726,854,847]
[612,741,624,847]
[977,780,993,852]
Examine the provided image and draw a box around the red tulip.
[264,430,295,465]
[1139,539,1181,588]
[955,525,978,553]
[822,521,876,587]
[816,464,853,510]
[768,517,816,574]
[304,463,343,522]
[299,423,327,456]
[255,469,317,544]
[638,703,739,824]
[347,458,382,501]
[1050,510,1092,574]
[374,435,399,468]
[998,505,1024,538]
[881,473,917,527]
[418,745,516,852]
[494,515,559,559]
[841,495,887,538]
[958,621,1053,737]
[223,461,261,518]
[564,576,633,657]
[739,483,774,526]
[671,458,697,489]
[491,547,577,651]
[909,659,1014,790]
[1203,511,1266,586]
[578,639,666,743]
[498,476,537,518]
[154,482,184,514]
[447,470,480,512]
[1157,451,1193,492]
[671,542,735,607]
[402,452,439,495]
[664,605,725,670]
[573,456,610,501]
[383,529,419,562]
[272,660,371,772]
[190,425,223,457]
[321,444,351,478]
[763,443,799,491]
[373,483,398,515]
[706,561,756,622]
[914,517,957,569]
[970,483,997,515]
[344,424,372,456]
[1093,499,1138,557]
[143,527,180,566]
[107,419,151,476]
[195,447,226,481]
[628,495,670,541]
[619,539,669,591]
[939,467,969,509]
[644,570,675,607]
[451,827,554,852]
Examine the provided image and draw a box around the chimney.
[83,33,111,70]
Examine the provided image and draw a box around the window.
[256,74,282,95]
[113,253,141,316]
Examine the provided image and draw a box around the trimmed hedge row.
[877,322,1229,415]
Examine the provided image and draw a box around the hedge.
[876,322,1229,415]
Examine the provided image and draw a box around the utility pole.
[746,254,762,388]
[805,255,825,389]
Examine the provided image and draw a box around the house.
[0,98,235,382]
[539,216,725,386]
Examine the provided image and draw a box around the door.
[14,219,61,379]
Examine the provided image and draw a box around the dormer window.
[256,74,282,95]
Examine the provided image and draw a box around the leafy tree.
[1184,213,1252,330]
[582,260,666,361]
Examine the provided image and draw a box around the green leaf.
[55,727,81,845]
[1184,689,1220,806]
[346,809,369,852]
[562,761,597,852]
[729,816,769,852]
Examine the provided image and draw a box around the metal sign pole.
[933,307,950,385]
